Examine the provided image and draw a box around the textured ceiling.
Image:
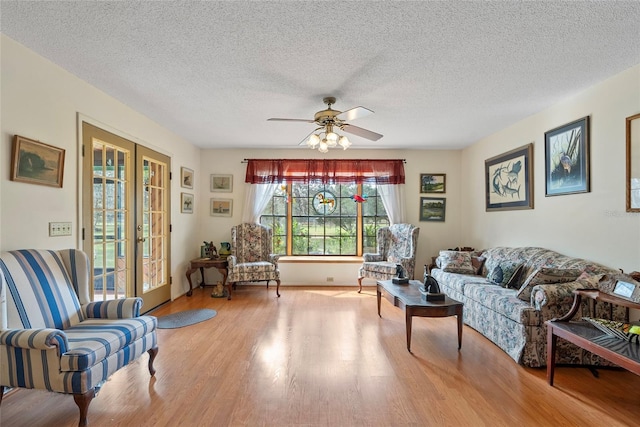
[2,1,639,150]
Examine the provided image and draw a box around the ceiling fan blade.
[336,106,373,121]
[342,124,383,141]
[267,118,315,123]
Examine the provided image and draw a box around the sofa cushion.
[438,251,475,274]
[487,261,524,288]
[516,267,582,301]
[463,283,540,326]
[471,256,486,275]
[60,316,157,371]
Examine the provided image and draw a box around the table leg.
[406,308,413,352]
[377,287,382,317]
[547,325,557,386]
[199,267,205,287]
[457,306,463,350]
[185,266,197,296]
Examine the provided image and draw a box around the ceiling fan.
[268,96,383,151]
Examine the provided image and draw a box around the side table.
[185,257,230,299]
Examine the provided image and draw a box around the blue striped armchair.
[0,249,158,426]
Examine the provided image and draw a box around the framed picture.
[545,116,590,196]
[181,167,194,189]
[420,173,446,193]
[211,174,233,192]
[419,197,446,222]
[626,113,640,212]
[210,198,233,217]
[10,135,65,188]
[181,193,194,214]
[485,143,534,211]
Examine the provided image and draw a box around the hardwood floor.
[2,286,639,426]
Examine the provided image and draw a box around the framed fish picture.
[485,143,534,211]
[545,116,590,196]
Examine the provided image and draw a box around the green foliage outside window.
[261,182,389,256]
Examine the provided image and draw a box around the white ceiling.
[2,1,639,150]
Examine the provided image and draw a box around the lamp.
[306,123,351,152]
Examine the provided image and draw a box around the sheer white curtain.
[377,184,406,224]
[241,183,278,223]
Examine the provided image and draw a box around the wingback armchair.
[0,249,158,426]
[357,223,420,292]
[227,223,281,298]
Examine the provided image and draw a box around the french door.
[82,122,171,312]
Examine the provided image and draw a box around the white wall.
[0,35,202,300]
[197,148,463,286]
[461,64,640,273]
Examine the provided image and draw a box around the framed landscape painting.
[419,197,446,222]
[420,173,446,193]
[485,143,534,211]
[210,198,233,217]
[210,174,233,192]
[11,135,65,188]
[545,116,590,196]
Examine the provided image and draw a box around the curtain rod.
[241,159,407,163]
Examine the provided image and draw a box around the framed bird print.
[485,143,534,211]
[545,116,590,196]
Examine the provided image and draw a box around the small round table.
[185,257,230,299]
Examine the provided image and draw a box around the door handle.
[137,237,146,243]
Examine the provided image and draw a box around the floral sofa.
[431,247,625,367]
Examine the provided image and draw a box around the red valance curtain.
[245,159,405,184]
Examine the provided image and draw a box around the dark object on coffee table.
[392,263,409,284]
[422,264,445,301]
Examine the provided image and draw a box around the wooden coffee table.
[377,279,463,352]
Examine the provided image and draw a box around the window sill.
[278,256,363,264]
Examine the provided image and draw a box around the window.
[261,182,389,256]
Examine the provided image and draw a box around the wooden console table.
[546,289,640,386]
[185,257,230,299]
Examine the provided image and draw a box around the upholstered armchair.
[357,223,420,292]
[0,249,158,427]
[227,223,281,297]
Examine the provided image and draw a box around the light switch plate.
[49,222,72,237]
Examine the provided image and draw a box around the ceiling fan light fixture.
[307,134,320,147]
[318,140,329,153]
[338,135,351,150]
[326,131,338,144]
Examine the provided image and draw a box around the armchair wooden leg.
[358,276,364,293]
[73,389,95,427]
[276,279,281,298]
[147,347,159,376]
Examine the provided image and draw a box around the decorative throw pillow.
[516,267,582,302]
[439,250,475,274]
[488,262,524,288]
[471,256,487,275]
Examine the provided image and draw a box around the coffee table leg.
[406,308,413,352]
[457,306,463,350]
[377,287,382,317]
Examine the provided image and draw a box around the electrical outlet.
[326,277,334,282]
[49,222,72,237]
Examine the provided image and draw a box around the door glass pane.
[141,156,168,295]
[92,139,131,301]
